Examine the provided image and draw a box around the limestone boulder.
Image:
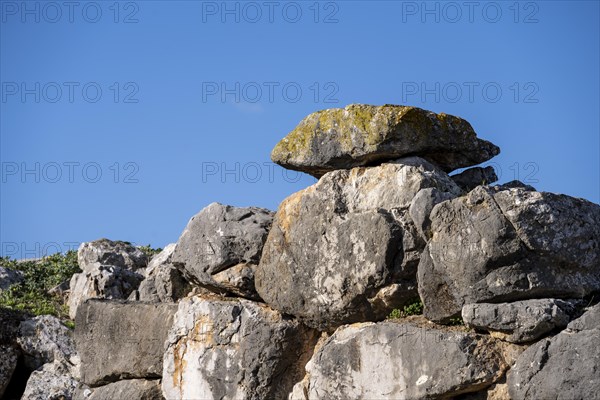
[171,203,273,300]
[256,157,462,330]
[162,296,318,400]
[271,104,500,177]
[418,185,600,322]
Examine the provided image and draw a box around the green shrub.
[387,299,424,319]
[0,251,81,322]
[138,244,163,258]
[447,316,465,326]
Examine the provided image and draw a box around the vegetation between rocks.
[387,299,424,319]
[0,245,160,325]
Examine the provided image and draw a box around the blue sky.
[1,0,599,257]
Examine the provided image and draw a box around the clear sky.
[1,0,599,258]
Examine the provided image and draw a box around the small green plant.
[0,251,81,322]
[138,244,163,258]
[448,316,465,326]
[63,320,75,330]
[387,299,424,319]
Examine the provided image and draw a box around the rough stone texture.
[507,303,600,399]
[77,379,163,400]
[137,244,191,303]
[68,267,144,319]
[163,296,318,400]
[462,299,576,343]
[77,239,147,273]
[567,302,600,332]
[256,157,462,330]
[75,299,177,386]
[21,360,78,400]
[0,267,24,292]
[409,187,457,240]
[271,104,500,177]
[450,166,498,192]
[290,321,507,400]
[146,243,177,277]
[171,202,273,300]
[418,185,600,322]
[0,345,18,398]
[17,315,79,375]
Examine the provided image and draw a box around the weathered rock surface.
[21,360,78,400]
[451,166,498,192]
[419,185,600,322]
[507,303,600,399]
[17,315,80,400]
[0,267,24,292]
[68,267,144,319]
[68,239,151,318]
[136,244,191,302]
[77,239,147,273]
[567,302,600,332]
[290,321,507,400]
[0,344,18,398]
[171,203,273,300]
[163,296,318,400]
[17,315,79,374]
[409,187,456,240]
[75,300,177,386]
[271,104,500,177]
[462,299,576,343]
[256,157,462,330]
[77,379,163,400]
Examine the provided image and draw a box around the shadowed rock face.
[271,104,500,177]
[290,321,508,400]
[256,157,462,331]
[162,296,318,400]
[419,185,600,322]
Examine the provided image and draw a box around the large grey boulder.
[0,267,24,292]
[136,244,191,302]
[271,104,500,177]
[290,321,507,400]
[462,299,576,343]
[171,203,274,300]
[76,379,163,400]
[419,185,600,322]
[162,296,318,400]
[68,267,144,319]
[507,303,600,399]
[77,239,147,273]
[256,157,462,330]
[75,300,177,386]
[68,239,150,318]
